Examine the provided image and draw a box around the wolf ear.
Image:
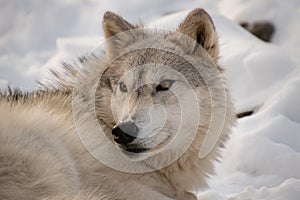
[102,11,136,60]
[177,9,218,62]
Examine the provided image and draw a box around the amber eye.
[119,82,128,92]
[156,80,174,92]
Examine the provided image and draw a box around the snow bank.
[1,0,300,199]
[149,10,300,199]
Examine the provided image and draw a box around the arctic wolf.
[0,9,235,200]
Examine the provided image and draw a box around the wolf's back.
[0,103,80,200]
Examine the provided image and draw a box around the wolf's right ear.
[102,11,136,60]
[177,9,219,62]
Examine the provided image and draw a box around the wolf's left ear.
[178,9,218,62]
[102,11,136,60]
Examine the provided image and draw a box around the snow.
[1,0,300,199]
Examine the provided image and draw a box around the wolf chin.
[0,9,235,200]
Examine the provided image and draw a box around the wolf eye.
[119,82,127,92]
[156,80,174,92]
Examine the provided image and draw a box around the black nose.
[112,122,139,145]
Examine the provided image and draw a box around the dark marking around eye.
[156,80,174,92]
[156,84,168,92]
[119,82,128,92]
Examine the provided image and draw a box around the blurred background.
[0,0,299,89]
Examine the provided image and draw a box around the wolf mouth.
[124,147,149,153]
[116,143,149,153]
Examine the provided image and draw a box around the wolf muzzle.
[112,122,139,145]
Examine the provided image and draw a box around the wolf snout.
[112,122,139,145]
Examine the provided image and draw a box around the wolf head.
[91,9,233,164]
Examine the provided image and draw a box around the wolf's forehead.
[109,37,208,87]
[123,63,180,83]
[122,48,186,71]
